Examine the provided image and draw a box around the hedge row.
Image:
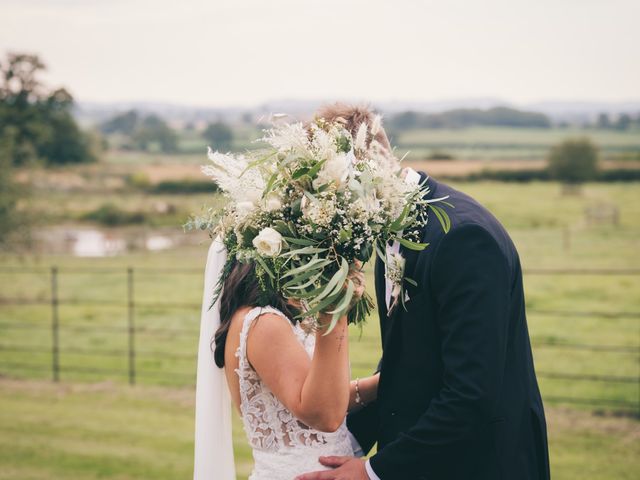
[441,168,640,183]
[148,179,219,194]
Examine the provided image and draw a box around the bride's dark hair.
[214,260,298,368]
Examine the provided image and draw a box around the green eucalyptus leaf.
[397,237,429,251]
[326,279,355,316]
[430,204,451,233]
[253,255,275,279]
[390,203,412,231]
[301,290,343,318]
[284,271,324,291]
[281,257,331,279]
[282,246,328,257]
[283,236,315,246]
[315,258,348,302]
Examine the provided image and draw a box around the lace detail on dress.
[235,306,349,453]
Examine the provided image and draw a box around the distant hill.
[75,98,640,127]
[386,107,551,130]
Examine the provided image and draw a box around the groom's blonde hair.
[314,103,391,152]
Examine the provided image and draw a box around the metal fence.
[0,266,638,414]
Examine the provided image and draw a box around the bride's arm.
[348,373,379,413]
[247,312,350,433]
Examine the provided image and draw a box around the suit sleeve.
[369,224,510,478]
[347,399,380,455]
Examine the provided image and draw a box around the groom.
[297,105,550,480]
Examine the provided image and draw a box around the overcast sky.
[2,0,638,107]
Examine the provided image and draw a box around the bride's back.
[213,260,353,478]
[223,305,253,410]
[221,305,353,479]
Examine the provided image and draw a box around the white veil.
[194,237,235,480]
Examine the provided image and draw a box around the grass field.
[393,127,640,161]
[103,126,640,163]
[1,180,639,479]
[1,379,638,480]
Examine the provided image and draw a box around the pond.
[35,226,202,257]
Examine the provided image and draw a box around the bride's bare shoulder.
[227,307,294,350]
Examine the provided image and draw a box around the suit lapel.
[384,174,438,342]
[401,174,438,285]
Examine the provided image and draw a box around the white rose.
[264,194,282,212]
[252,227,283,257]
[313,152,351,189]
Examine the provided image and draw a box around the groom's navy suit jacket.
[347,175,550,480]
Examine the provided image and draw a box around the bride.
[194,238,379,479]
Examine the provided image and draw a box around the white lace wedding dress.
[236,306,354,480]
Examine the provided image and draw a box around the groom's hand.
[295,456,369,480]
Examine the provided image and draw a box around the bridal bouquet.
[187,116,450,332]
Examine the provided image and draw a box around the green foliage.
[547,138,599,185]
[388,107,551,130]
[100,111,178,153]
[0,136,21,245]
[126,171,151,189]
[614,113,632,131]
[596,113,611,129]
[132,114,178,153]
[427,150,455,161]
[597,168,640,182]
[439,168,640,184]
[0,52,97,166]
[100,110,178,153]
[202,121,233,151]
[99,110,139,135]
[81,203,147,226]
[149,179,219,194]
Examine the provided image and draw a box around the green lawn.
[394,127,640,161]
[1,181,639,478]
[0,379,638,480]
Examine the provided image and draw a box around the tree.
[0,52,96,165]
[0,130,28,248]
[547,138,599,193]
[132,114,178,153]
[614,113,632,131]
[100,110,139,135]
[596,113,611,129]
[202,121,233,151]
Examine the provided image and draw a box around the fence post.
[50,266,60,382]
[127,267,136,385]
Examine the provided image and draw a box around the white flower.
[310,126,337,162]
[386,251,406,297]
[370,114,382,135]
[203,148,265,205]
[313,152,350,189]
[263,122,309,153]
[264,193,282,212]
[303,196,337,227]
[236,201,256,219]
[252,227,283,257]
[354,122,368,151]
